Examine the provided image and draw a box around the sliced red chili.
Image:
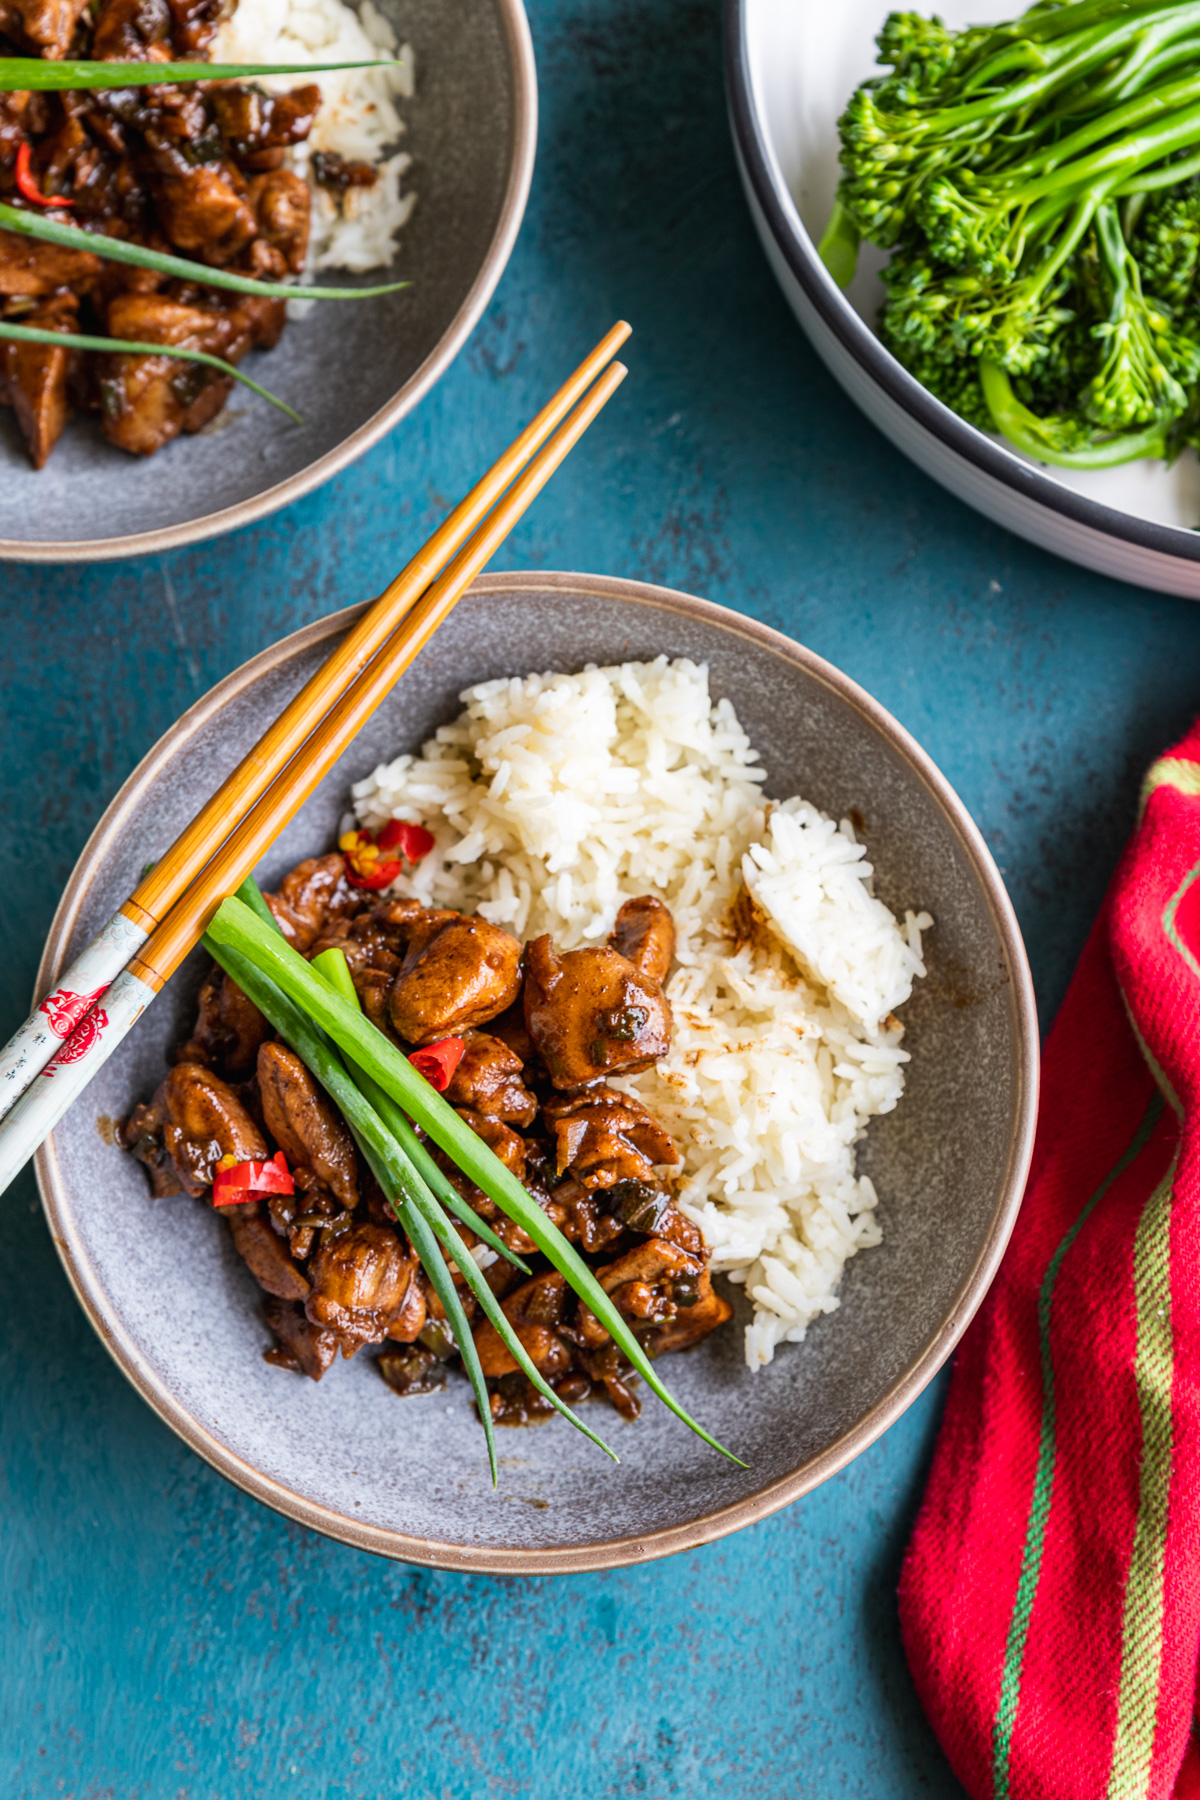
[15,141,74,210]
[339,819,434,890]
[408,1037,466,1092]
[377,819,434,860]
[212,1149,294,1207]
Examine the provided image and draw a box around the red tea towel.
[898,722,1200,1800]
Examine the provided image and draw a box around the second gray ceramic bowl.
[1,0,536,563]
[35,572,1037,1571]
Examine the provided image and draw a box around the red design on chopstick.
[40,986,108,1041]
[37,987,110,1077]
[15,142,74,209]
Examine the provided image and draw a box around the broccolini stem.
[1013,72,1200,181]
[980,361,1168,466]
[907,3,1200,137]
[817,199,860,288]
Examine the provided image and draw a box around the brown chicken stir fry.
[0,0,366,465]
[119,855,733,1427]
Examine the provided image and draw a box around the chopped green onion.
[309,946,529,1273]
[208,894,744,1466]
[224,886,604,1462]
[0,56,403,91]
[234,876,280,933]
[0,202,409,302]
[202,928,503,1480]
[0,319,300,421]
[307,949,617,1461]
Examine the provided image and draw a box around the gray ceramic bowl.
[0,0,535,563]
[34,572,1037,1572]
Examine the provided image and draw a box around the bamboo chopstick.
[128,359,629,990]
[126,320,631,935]
[0,323,630,1121]
[0,355,628,1194]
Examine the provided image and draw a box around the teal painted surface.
[5,0,1200,1791]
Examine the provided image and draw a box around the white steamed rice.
[351,658,932,1370]
[214,0,415,272]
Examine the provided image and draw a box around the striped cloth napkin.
[898,722,1200,1800]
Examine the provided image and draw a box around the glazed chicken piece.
[542,1086,680,1191]
[609,895,675,984]
[638,1267,732,1355]
[444,1031,537,1127]
[473,1270,573,1380]
[386,1272,427,1343]
[210,83,321,168]
[305,1223,418,1354]
[226,1202,311,1301]
[263,1295,340,1380]
[177,964,269,1077]
[163,0,223,56]
[308,902,409,1033]
[144,152,258,265]
[90,0,174,57]
[266,853,360,953]
[1,292,78,468]
[245,169,310,277]
[577,1237,732,1356]
[431,1111,531,1249]
[98,292,238,455]
[485,995,536,1066]
[523,936,672,1089]
[257,1042,360,1212]
[448,1110,527,1188]
[121,1060,267,1197]
[0,0,91,57]
[541,1172,627,1254]
[0,227,100,297]
[388,912,523,1045]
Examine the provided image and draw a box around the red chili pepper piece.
[377,819,434,859]
[408,1037,466,1092]
[15,141,75,209]
[212,1148,294,1207]
[339,818,434,890]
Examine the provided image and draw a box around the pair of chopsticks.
[0,323,631,1195]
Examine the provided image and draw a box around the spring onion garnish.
[305,952,617,1463]
[310,948,527,1272]
[0,202,409,302]
[0,320,301,420]
[214,885,611,1471]
[0,57,404,91]
[207,894,745,1466]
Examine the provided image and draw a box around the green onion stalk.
[0,320,300,420]
[0,201,409,302]
[0,56,403,91]
[204,884,615,1479]
[206,893,743,1466]
[308,949,529,1274]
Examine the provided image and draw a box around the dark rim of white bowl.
[722,0,1200,567]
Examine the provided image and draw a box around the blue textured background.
[6,0,1200,1792]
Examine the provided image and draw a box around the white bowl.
[724,0,1200,598]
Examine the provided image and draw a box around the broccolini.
[821,0,1200,467]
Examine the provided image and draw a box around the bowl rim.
[0,0,537,567]
[722,0,1200,567]
[34,569,1039,1573]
